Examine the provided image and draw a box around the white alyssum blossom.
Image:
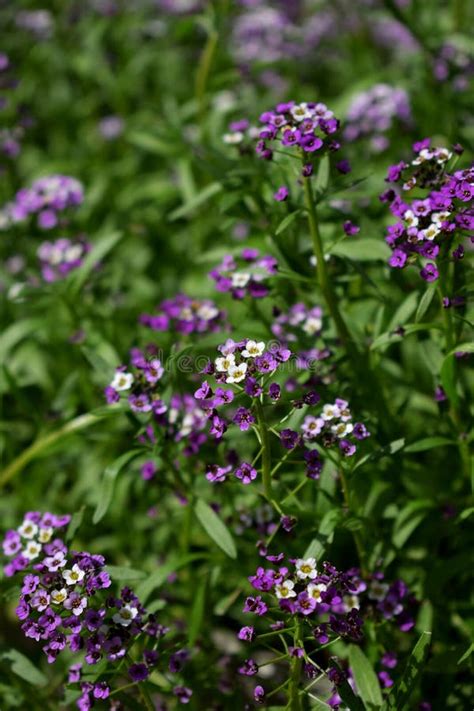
[50,588,68,605]
[343,594,360,611]
[368,580,389,601]
[331,421,354,438]
[215,353,235,373]
[302,316,322,335]
[275,579,297,599]
[231,271,251,288]
[110,371,134,392]
[113,604,138,627]
[241,340,266,358]
[307,582,327,601]
[62,564,86,586]
[23,541,42,560]
[38,527,53,543]
[226,363,248,384]
[321,403,341,421]
[295,557,317,580]
[18,521,39,539]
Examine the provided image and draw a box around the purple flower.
[280,429,299,450]
[389,249,407,268]
[343,220,360,235]
[235,462,258,485]
[238,626,255,641]
[300,134,323,152]
[173,686,193,704]
[239,658,258,676]
[269,383,281,400]
[128,663,149,682]
[339,439,356,457]
[245,377,263,398]
[274,186,289,201]
[233,407,255,431]
[243,595,268,616]
[254,685,265,703]
[378,670,394,688]
[141,461,156,481]
[205,463,231,484]
[420,262,439,282]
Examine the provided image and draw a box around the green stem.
[302,175,354,353]
[288,622,303,711]
[0,412,105,488]
[339,466,367,576]
[195,28,218,124]
[254,399,272,500]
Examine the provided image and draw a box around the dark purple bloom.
[128,663,149,682]
[233,407,255,431]
[235,462,257,485]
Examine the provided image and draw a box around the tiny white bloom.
[421,223,440,241]
[321,403,340,421]
[62,564,86,586]
[368,580,389,601]
[435,148,452,163]
[241,340,266,358]
[226,363,248,384]
[344,594,360,610]
[196,304,219,321]
[275,579,297,599]
[403,210,418,228]
[215,354,235,372]
[38,527,53,543]
[290,103,310,121]
[302,317,322,335]
[18,521,39,539]
[23,541,42,560]
[231,271,251,288]
[223,131,244,145]
[295,557,317,580]
[331,422,354,438]
[112,604,138,627]
[64,244,83,262]
[51,588,68,605]
[431,211,450,225]
[110,371,134,392]
[179,306,194,321]
[307,582,327,601]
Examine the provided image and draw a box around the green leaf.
[105,565,147,581]
[331,662,365,711]
[330,238,391,262]
[194,499,237,559]
[66,506,86,543]
[169,182,222,221]
[349,645,383,709]
[93,449,142,524]
[457,643,474,665]
[440,342,474,407]
[388,291,420,331]
[370,323,442,351]
[415,284,436,322]
[404,436,455,453]
[127,131,178,156]
[188,577,207,646]
[315,155,330,194]
[0,319,43,361]
[392,500,433,549]
[1,649,48,686]
[275,210,301,236]
[135,553,206,604]
[382,632,431,710]
[68,230,122,294]
[304,509,342,559]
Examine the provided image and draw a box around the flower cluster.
[105,346,165,414]
[209,248,278,299]
[0,174,84,230]
[254,100,340,162]
[2,513,176,708]
[433,42,474,93]
[281,398,370,463]
[37,237,90,282]
[139,293,227,335]
[381,139,473,281]
[0,52,31,167]
[271,302,333,372]
[231,5,301,65]
[239,555,416,698]
[344,84,411,153]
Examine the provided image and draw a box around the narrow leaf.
[330,238,391,262]
[415,285,436,322]
[404,436,455,453]
[194,498,237,559]
[382,632,431,710]
[93,449,142,524]
[2,649,48,686]
[275,210,300,236]
[169,182,222,221]
[136,554,206,604]
[349,645,383,709]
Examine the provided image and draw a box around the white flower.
[421,223,440,241]
[196,304,219,321]
[241,340,265,358]
[331,422,354,438]
[403,210,418,228]
[64,244,83,262]
[223,131,244,145]
[290,103,310,122]
[275,579,297,599]
[343,594,360,611]
[226,363,248,384]
[51,588,68,605]
[231,271,251,288]
[295,557,317,580]
[38,527,53,543]
[432,211,450,225]
[112,604,138,627]
[301,415,324,440]
[62,564,86,586]
[215,353,235,372]
[321,403,340,421]
[435,147,452,163]
[110,371,134,391]
[179,306,194,321]
[18,520,38,539]
[307,582,327,601]
[302,316,322,335]
[23,541,42,560]
[368,580,389,601]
